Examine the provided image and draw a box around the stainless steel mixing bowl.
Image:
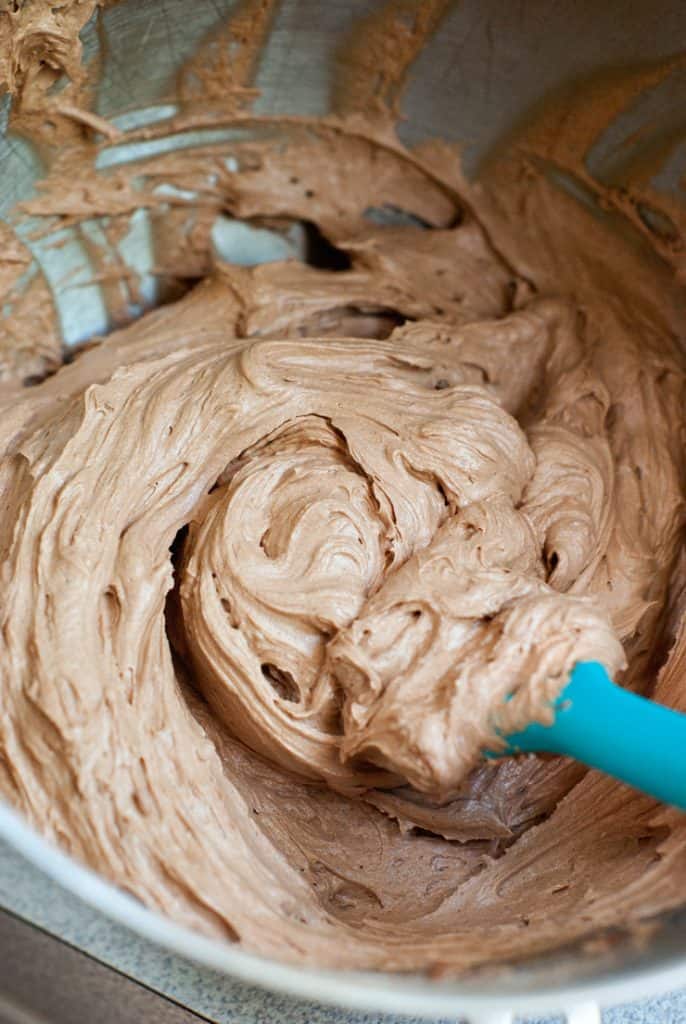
[2,2,686,1020]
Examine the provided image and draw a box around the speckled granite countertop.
[0,837,682,1024]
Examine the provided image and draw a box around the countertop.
[0,838,683,1024]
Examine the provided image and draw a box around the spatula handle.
[504,661,686,810]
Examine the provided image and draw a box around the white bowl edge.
[0,801,685,1021]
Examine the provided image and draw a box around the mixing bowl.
[2,2,686,1020]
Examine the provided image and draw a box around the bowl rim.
[1,801,684,1021]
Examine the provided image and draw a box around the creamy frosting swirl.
[168,313,623,798]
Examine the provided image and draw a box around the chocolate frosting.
[1,0,686,976]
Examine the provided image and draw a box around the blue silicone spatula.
[497,661,686,810]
